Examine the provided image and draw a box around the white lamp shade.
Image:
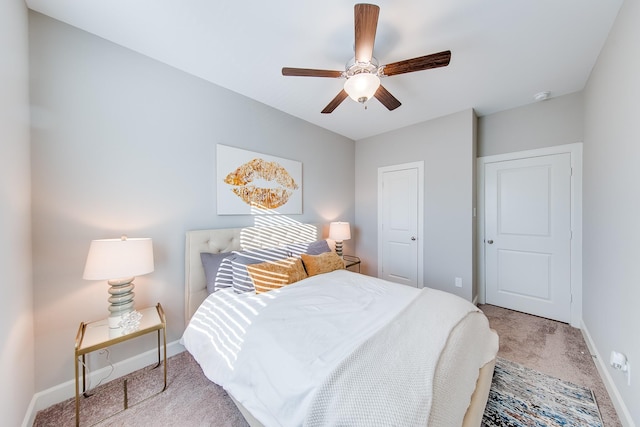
[329,222,351,241]
[83,237,154,280]
[343,73,380,103]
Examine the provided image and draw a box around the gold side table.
[343,254,361,273]
[74,303,167,426]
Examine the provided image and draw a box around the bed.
[181,223,498,427]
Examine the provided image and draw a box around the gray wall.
[478,91,584,157]
[354,109,476,302]
[29,12,355,392]
[583,0,639,422]
[0,1,34,425]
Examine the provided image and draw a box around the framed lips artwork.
[216,144,303,215]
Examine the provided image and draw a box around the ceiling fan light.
[344,73,380,104]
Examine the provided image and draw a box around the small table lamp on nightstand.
[329,221,351,257]
[83,235,154,328]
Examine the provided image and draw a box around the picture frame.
[216,144,303,215]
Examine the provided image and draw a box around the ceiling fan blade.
[282,67,343,78]
[374,85,401,111]
[354,3,380,63]
[321,90,349,114]
[381,50,451,77]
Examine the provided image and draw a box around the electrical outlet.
[610,350,631,386]
[455,277,462,288]
[610,351,627,370]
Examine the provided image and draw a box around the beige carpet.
[35,304,622,426]
[35,352,248,427]
[479,304,620,427]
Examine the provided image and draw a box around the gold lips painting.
[217,144,303,215]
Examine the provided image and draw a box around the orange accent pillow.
[301,251,345,277]
[246,257,308,294]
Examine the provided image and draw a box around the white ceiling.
[26,0,623,141]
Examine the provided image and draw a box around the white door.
[485,153,572,322]
[378,162,423,287]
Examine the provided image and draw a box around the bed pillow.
[246,258,308,294]
[201,252,234,294]
[301,251,345,277]
[286,240,331,258]
[229,247,289,293]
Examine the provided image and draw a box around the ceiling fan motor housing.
[345,56,380,78]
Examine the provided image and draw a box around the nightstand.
[343,254,361,273]
[74,303,167,426]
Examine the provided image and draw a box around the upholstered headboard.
[184,223,324,324]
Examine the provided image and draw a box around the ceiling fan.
[282,3,451,114]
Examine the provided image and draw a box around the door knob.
[487,239,494,244]
[411,237,416,241]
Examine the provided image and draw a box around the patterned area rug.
[483,358,603,427]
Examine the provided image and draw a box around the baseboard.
[580,322,635,427]
[22,340,185,427]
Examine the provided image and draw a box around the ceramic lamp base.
[107,277,136,329]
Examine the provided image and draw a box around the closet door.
[484,153,571,322]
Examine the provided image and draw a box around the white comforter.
[181,270,494,427]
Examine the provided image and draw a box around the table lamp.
[83,235,154,328]
[329,222,351,257]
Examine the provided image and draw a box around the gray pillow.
[229,247,289,293]
[201,252,233,294]
[287,240,331,258]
